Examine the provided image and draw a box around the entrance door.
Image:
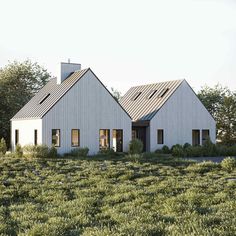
[192,130,200,146]
[112,130,123,152]
[132,127,146,152]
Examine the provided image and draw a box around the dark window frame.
[71,129,80,147]
[202,129,210,145]
[99,129,110,150]
[34,129,38,146]
[52,129,60,147]
[157,129,164,144]
[15,129,19,145]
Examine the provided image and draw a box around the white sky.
[0,0,236,94]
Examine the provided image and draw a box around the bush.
[15,144,23,158]
[24,144,49,158]
[125,153,141,162]
[48,145,58,158]
[0,138,7,156]
[98,148,115,156]
[186,161,218,174]
[70,147,89,157]
[183,143,191,149]
[129,139,143,154]
[185,146,203,157]
[172,145,184,157]
[221,157,236,172]
[162,145,170,154]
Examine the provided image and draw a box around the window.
[202,129,210,145]
[157,129,164,144]
[52,129,60,147]
[99,129,110,150]
[192,130,200,146]
[158,88,169,97]
[34,130,38,145]
[147,90,157,99]
[71,129,80,147]
[112,129,123,152]
[15,129,19,145]
[39,93,50,104]
[131,92,142,101]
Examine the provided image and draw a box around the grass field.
[0,155,236,235]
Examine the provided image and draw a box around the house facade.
[120,79,216,152]
[11,63,131,155]
[11,62,216,154]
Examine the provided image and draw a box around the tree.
[0,60,52,147]
[110,87,122,101]
[198,85,236,145]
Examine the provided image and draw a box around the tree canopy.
[198,85,236,145]
[0,60,52,147]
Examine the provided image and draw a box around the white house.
[120,79,216,152]
[11,62,215,154]
[11,62,132,155]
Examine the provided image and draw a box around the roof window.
[39,93,50,104]
[131,92,142,101]
[158,88,169,98]
[147,90,157,99]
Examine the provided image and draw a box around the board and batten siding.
[11,119,42,150]
[150,80,216,152]
[42,70,131,155]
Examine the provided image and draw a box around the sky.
[0,0,236,94]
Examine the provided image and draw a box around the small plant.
[183,143,191,149]
[221,157,236,172]
[70,147,89,157]
[48,145,58,158]
[0,138,7,156]
[98,148,115,156]
[162,145,170,154]
[15,144,23,158]
[23,144,49,158]
[125,153,141,162]
[129,139,143,154]
[172,145,184,157]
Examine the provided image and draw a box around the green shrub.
[221,157,236,172]
[172,146,184,157]
[15,144,23,158]
[162,145,170,154]
[202,138,217,156]
[0,138,7,156]
[98,148,115,156]
[186,161,218,174]
[129,139,143,154]
[183,143,191,149]
[23,144,49,158]
[155,149,163,154]
[185,146,203,157]
[48,145,58,158]
[70,147,89,157]
[125,153,141,162]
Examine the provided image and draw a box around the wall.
[42,70,131,155]
[11,119,42,150]
[150,80,216,151]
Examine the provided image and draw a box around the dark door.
[113,130,123,152]
[132,127,146,152]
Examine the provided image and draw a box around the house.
[11,62,215,155]
[119,79,216,152]
[11,62,132,155]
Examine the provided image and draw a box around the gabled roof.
[119,79,184,121]
[12,68,89,120]
[12,68,131,120]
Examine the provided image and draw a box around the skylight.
[39,93,50,104]
[158,88,169,98]
[147,90,157,99]
[131,92,142,101]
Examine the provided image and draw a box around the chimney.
[57,60,81,84]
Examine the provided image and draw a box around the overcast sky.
[0,0,236,94]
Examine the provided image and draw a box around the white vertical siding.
[150,80,216,151]
[42,70,131,155]
[11,119,42,150]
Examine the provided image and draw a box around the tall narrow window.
[202,130,210,145]
[157,129,164,144]
[71,129,80,147]
[34,130,38,145]
[99,129,110,150]
[112,129,123,152]
[15,129,19,145]
[192,130,200,146]
[52,129,60,147]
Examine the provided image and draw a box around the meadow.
[0,155,235,235]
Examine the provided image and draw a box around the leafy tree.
[0,60,52,147]
[198,85,236,145]
[110,87,122,101]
